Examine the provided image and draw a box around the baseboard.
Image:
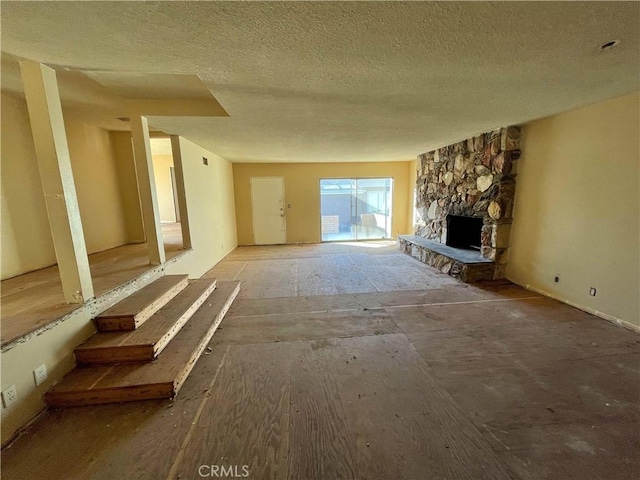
[513,281,640,334]
[1,407,47,449]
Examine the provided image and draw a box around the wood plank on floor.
[75,279,217,364]
[170,341,299,480]
[45,282,240,407]
[0,346,229,480]
[288,333,516,480]
[225,284,539,319]
[213,307,400,346]
[95,275,189,331]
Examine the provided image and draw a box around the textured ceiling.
[2,1,639,163]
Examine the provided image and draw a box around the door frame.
[319,177,394,242]
[250,176,286,245]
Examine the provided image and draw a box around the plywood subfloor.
[2,242,639,479]
[204,240,459,299]
[1,224,185,346]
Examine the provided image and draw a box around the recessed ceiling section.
[82,71,215,100]
[1,53,228,131]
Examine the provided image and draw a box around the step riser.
[45,383,173,408]
[75,345,154,365]
[45,281,241,408]
[96,277,189,332]
[174,281,241,394]
[75,281,218,365]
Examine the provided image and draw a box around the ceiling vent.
[600,40,620,51]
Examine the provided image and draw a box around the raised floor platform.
[398,235,496,283]
[1,224,185,348]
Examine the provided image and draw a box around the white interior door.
[251,177,286,245]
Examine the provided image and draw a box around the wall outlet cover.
[33,364,48,386]
[589,287,597,296]
[2,385,17,408]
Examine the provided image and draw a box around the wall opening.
[150,136,191,254]
[446,215,483,250]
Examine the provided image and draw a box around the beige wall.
[1,136,237,445]
[165,137,238,278]
[110,131,145,243]
[233,161,414,245]
[151,154,176,223]
[508,92,640,329]
[1,94,138,279]
[0,307,95,445]
[407,159,417,233]
[1,93,57,278]
[64,115,129,254]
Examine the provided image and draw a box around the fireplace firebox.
[446,215,483,250]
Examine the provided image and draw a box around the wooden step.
[95,275,189,332]
[75,279,217,365]
[45,281,241,407]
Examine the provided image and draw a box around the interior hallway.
[2,243,639,479]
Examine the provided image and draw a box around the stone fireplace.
[399,126,521,281]
[446,215,483,250]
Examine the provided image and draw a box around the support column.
[19,61,94,303]
[170,135,192,250]
[130,115,165,265]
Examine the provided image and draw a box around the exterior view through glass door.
[320,178,393,241]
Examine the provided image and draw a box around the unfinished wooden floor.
[2,242,639,479]
[1,223,185,346]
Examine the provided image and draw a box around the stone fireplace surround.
[399,126,521,281]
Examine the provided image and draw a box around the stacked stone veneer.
[412,126,521,279]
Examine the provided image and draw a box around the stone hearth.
[404,126,521,281]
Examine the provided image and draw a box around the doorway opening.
[150,137,190,255]
[320,178,393,241]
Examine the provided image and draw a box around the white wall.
[508,92,640,329]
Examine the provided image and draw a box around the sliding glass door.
[320,178,393,241]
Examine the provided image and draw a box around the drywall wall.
[64,115,128,254]
[151,154,176,223]
[508,92,640,329]
[110,131,145,243]
[1,93,57,278]
[1,93,131,279]
[165,137,237,278]
[233,161,414,244]
[0,135,236,445]
[0,307,94,445]
[407,159,417,233]
[0,263,167,446]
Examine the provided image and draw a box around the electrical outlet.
[589,287,597,297]
[554,276,560,283]
[2,385,17,408]
[33,364,47,386]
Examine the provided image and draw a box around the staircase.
[44,275,240,407]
